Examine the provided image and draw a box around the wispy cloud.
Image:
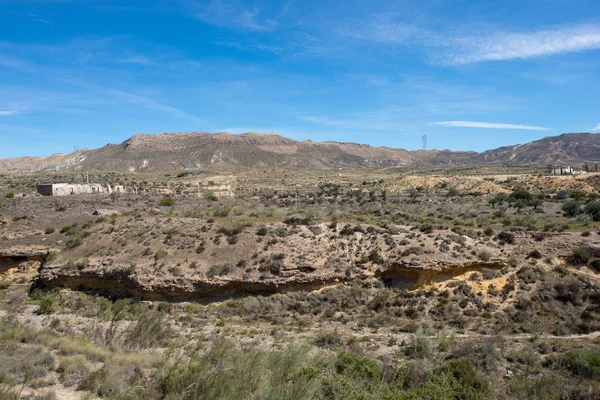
[27,12,54,26]
[237,8,277,31]
[119,56,153,65]
[591,123,600,132]
[192,1,278,31]
[446,25,600,64]
[0,110,21,116]
[300,114,411,132]
[0,48,211,126]
[61,79,210,125]
[352,17,600,64]
[433,121,550,131]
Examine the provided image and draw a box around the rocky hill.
[0,131,598,172]
[474,132,600,166]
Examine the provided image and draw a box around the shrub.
[330,351,383,388]
[207,263,236,277]
[37,298,55,315]
[561,349,600,379]
[283,216,312,226]
[67,237,82,249]
[155,341,321,400]
[528,249,543,259]
[122,310,168,350]
[585,201,600,221]
[5,192,15,199]
[159,196,176,207]
[44,227,55,235]
[406,331,433,359]
[496,231,515,244]
[555,190,568,200]
[569,246,593,265]
[562,200,582,217]
[313,332,343,349]
[204,191,218,202]
[570,189,588,201]
[213,205,231,217]
[477,251,492,262]
[438,358,489,394]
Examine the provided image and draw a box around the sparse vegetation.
[2,168,600,399]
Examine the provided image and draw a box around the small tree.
[570,189,587,201]
[562,200,582,217]
[585,201,600,221]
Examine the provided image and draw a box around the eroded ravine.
[34,261,511,302]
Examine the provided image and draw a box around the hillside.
[474,132,600,166]
[0,131,598,172]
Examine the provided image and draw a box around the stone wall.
[37,183,107,196]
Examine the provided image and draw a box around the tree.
[508,189,533,203]
[570,189,587,202]
[585,201,600,221]
[562,200,581,217]
[489,194,507,208]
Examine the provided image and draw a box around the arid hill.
[0,131,599,172]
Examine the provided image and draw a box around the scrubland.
[0,168,599,399]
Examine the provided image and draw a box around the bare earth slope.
[1,131,599,172]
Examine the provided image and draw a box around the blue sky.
[1,0,599,157]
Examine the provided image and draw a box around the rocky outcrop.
[35,265,351,301]
[36,258,508,301]
[0,246,58,273]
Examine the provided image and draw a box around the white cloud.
[446,25,600,64]
[352,18,600,64]
[433,121,550,131]
[119,56,153,65]
[300,115,411,132]
[591,123,600,132]
[0,110,20,116]
[237,8,277,31]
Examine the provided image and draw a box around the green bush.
[561,349,600,379]
[204,191,218,202]
[122,310,168,350]
[37,298,55,315]
[562,200,582,217]
[5,192,14,199]
[585,201,600,221]
[569,246,593,265]
[477,251,491,262]
[159,196,176,207]
[570,189,587,201]
[496,231,515,244]
[156,340,321,400]
[213,205,231,217]
[313,332,343,349]
[438,359,489,394]
[207,263,236,277]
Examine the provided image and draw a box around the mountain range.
[0,131,598,173]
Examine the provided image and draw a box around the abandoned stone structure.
[548,166,585,176]
[36,183,126,196]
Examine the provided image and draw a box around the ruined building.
[36,183,126,196]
